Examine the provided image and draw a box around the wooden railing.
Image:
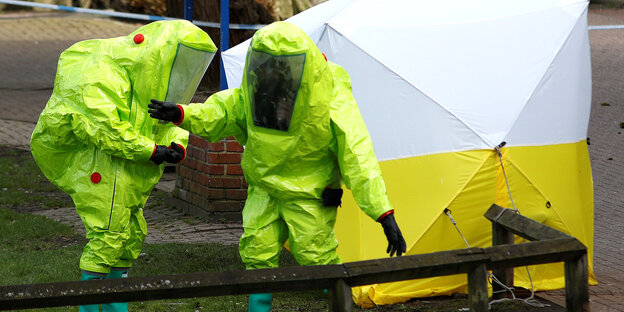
[0,204,589,312]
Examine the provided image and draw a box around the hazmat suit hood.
[240,21,339,199]
[127,20,217,108]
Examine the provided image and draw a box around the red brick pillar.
[169,134,247,221]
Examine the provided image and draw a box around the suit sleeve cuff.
[149,144,157,159]
[376,210,394,222]
[173,105,184,126]
[175,143,186,163]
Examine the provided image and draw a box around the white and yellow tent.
[223,0,596,306]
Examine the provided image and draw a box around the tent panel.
[504,8,591,146]
[495,149,551,223]
[341,141,594,306]
[493,143,593,292]
[504,141,596,286]
[328,2,586,147]
[491,142,596,290]
[335,149,497,262]
[329,0,585,29]
[496,140,597,291]
[513,263,565,291]
[354,274,468,308]
[222,0,357,88]
[335,154,492,261]
[351,154,498,306]
[318,27,490,160]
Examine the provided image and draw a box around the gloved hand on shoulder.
[378,212,407,257]
[148,99,182,124]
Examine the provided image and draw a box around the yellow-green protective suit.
[177,21,394,269]
[30,20,217,274]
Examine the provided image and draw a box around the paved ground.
[1,7,624,311]
[31,204,243,245]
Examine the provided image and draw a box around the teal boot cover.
[248,293,273,312]
[102,270,129,312]
[79,271,105,312]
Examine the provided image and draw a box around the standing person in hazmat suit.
[30,20,217,312]
[148,21,406,312]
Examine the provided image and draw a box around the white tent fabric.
[222,0,591,161]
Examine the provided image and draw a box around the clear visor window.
[246,50,305,131]
[165,44,215,104]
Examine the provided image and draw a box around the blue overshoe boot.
[102,269,129,312]
[248,293,273,312]
[79,271,105,312]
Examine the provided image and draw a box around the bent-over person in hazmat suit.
[148,21,407,312]
[30,20,217,312]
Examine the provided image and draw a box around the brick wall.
[167,133,247,221]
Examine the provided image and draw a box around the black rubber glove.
[150,145,169,165]
[148,99,182,123]
[166,142,185,164]
[379,213,407,257]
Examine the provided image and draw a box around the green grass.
[0,208,83,285]
[0,148,73,210]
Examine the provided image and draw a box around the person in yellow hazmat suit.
[147,21,406,312]
[30,20,217,312]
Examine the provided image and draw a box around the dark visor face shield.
[165,43,215,104]
[246,50,305,131]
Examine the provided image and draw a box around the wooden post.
[328,279,352,312]
[467,263,488,312]
[564,254,589,312]
[491,221,514,299]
